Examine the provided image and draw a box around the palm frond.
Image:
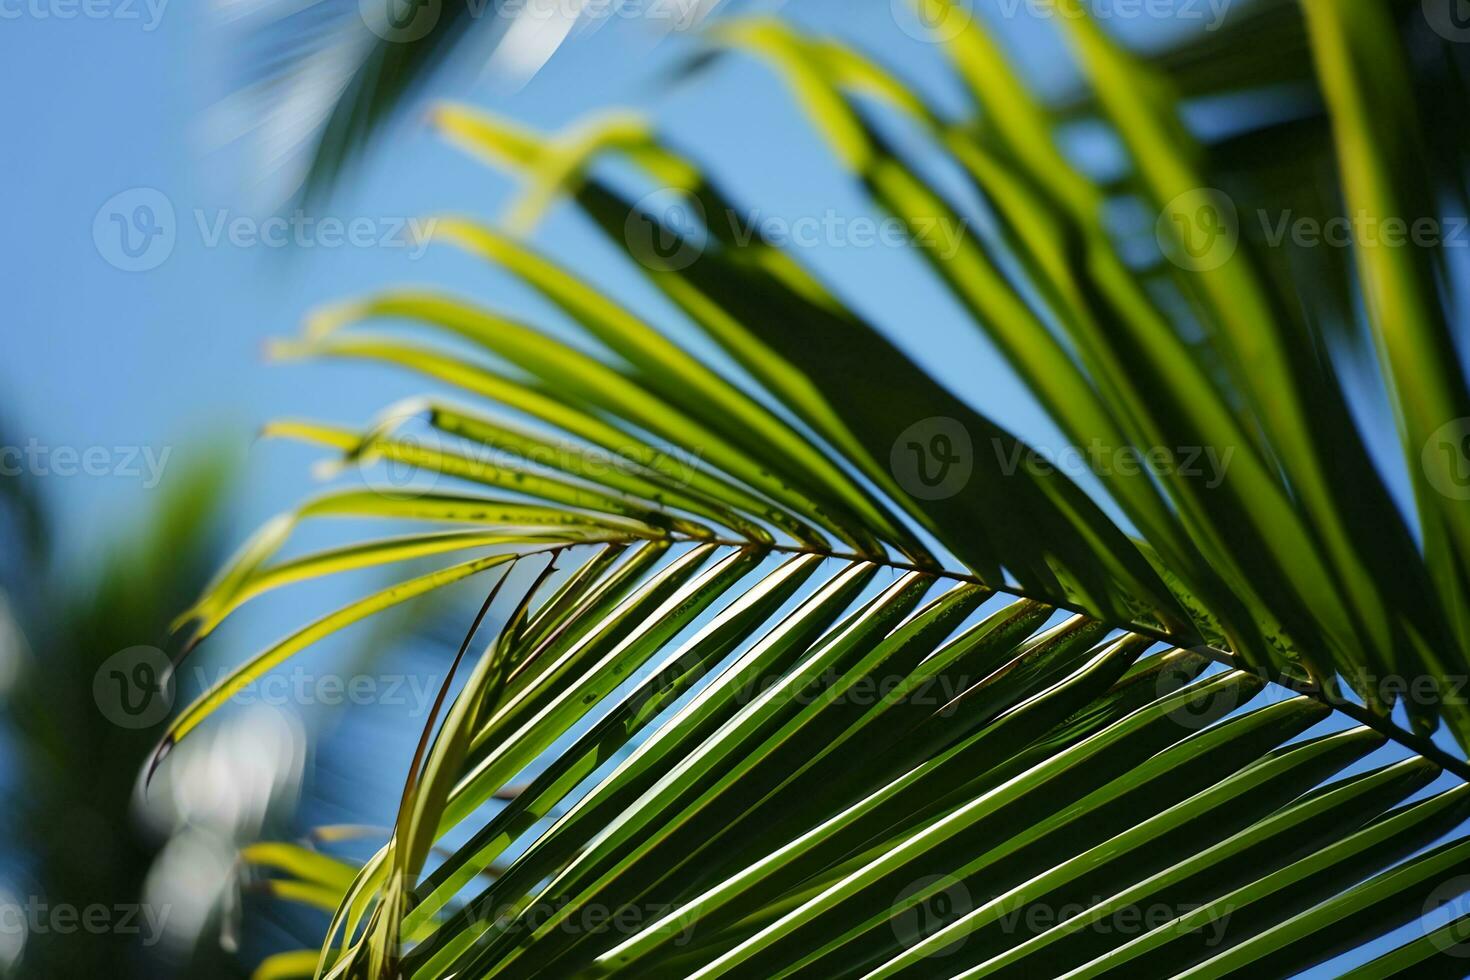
[180,4,1470,978]
[229,0,731,203]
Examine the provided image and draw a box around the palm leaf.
[181,4,1470,977]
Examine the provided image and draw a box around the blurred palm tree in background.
[0,450,268,977]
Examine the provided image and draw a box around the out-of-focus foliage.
[0,451,263,978]
[228,0,729,203]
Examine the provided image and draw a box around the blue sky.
[0,0,1092,567]
[1,0,1420,567]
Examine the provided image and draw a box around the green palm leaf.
[191,5,1470,978]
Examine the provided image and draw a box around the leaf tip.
[304,301,363,340]
[145,734,176,791]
